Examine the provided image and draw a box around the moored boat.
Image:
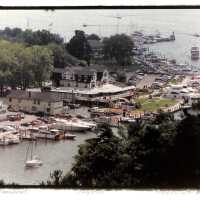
[51,118,91,132]
[25,156,43,168]
[64,133,76,140]
[191,47,199,60]
[29,127,64,140]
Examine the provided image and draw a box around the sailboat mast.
[30,139,33,160]
[25,142,30,163]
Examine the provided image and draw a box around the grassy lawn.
[168,76,184,85]
[169,79,180,85]
[135,97,177,112]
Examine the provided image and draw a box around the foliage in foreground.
[44,113,200,188]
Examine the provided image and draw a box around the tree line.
[0,27,134,67]
[0,27,134,94]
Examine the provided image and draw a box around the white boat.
[120,117,136,123]
[191,47,199,60]
[25,140,43,168]
[28,127,64,140]
[64,133,76,140]
[51,118,91,132]
[74,118,97,129]
[0,130,20,145]
[8,136,20,144]
[0,136,9,145]
[25,156,43,168]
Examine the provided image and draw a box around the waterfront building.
[7,90,64,115]
[52,66,109,89]
[50,83,136,106]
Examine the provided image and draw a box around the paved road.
[136,74,158,89]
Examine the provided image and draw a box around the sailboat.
[25,139,43,168]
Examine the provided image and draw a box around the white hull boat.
[25,156,43,168]
[0,138,9,146]
[28,127,64,140]
[51,118,91,132]
[25,139,43,168]
[64,133,76,140]
[0,133,20,145]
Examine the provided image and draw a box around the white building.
[52,66,109,89]
[50,83,136,105]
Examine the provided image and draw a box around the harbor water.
[0,106,95,185]
[0,132,95,185]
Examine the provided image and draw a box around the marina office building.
[7,90,64,115]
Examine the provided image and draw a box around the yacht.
[51,118,92,132]
[28,127,64,140]
[64,133,76,140]
[74,118,97,129]
[0,136,9,145]
[0,128,20,145]
[191,47,199,60]
[120,117,136,123]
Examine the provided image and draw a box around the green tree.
[48,43,81,68]
[66,30,92,65]
[30,46,53,87]
[103,34,134,66]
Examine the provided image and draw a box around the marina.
[1,9,200,186]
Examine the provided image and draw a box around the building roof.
[78,83,136,95]
[51,83,135,95]
[7,90,61,102]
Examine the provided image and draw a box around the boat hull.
[52,123,90,132]
[25,160,43,167]
[64,134,76,140]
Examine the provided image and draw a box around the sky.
[0,0,200,6]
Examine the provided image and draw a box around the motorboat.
[0,130,20,145]
[25,156,43,168]
[64,133,76,140]
[51,118,92,132]
[28,127,64,140]
[120,117,136,123]
[73,118,97,129]
[0,137,9,145]
[191,47,199,60]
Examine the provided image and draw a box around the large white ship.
[51,118,96,132]
[191,47,199,60]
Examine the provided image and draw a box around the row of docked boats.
[132,31,175,45]
[0,125,20,145]
[0,117,97,145]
